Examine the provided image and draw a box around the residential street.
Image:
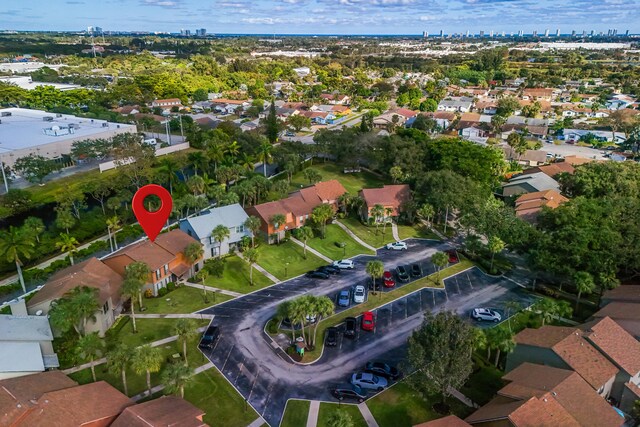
[199,240,537,426]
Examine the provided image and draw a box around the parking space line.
[221,344,235,372]
[235,356,246,384]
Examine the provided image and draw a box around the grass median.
[297,259,473,362]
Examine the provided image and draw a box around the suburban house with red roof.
[151,98,182,110]
[514,189,569,222]
[507,326,619,399]
[359,185,411,223]
[112,395,208,427]
[592,302,640,340]
[465,363,624,427]
[246,180,346,243]
[103,229,202,296]
[27,257,123,337]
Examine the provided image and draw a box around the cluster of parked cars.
[306,260,355,280]
[331,361,401,402]
[325,311,376,347]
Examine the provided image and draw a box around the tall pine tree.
[265,102,279,144]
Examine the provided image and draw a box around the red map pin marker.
[132,184,173,242]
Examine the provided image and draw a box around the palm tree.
[187,175,205,196]
[258,142,273,177]
[366,260,384,295]
[277,300,295,342]
[472,327,489,361]
[244,216,262,248]
[294,226,314,259]
[207,143,225,172]
[269,213,286,244]
[536,298,573,326]
[382,207,394,235]
[289,297,308,346]
[76,332,104,382]
[311,204,333,239]
[487,236,505,273]
[489,328,515,368]
[244,248,259,286]
[162,363,194,398]
[184,242,203,278]
[0,226,35,293]
[107,344,131,396]
[504,300,522,332]
[238,152,254,172]
[417,204,435,227]
[122,278,143,333]
[106,216,121,252]
[188,151,208,176]
[225,140,240,160]
[211,224,230,257]
[55,233,79,265]
[311,296,334,347]
[23,217,45,243]
[173,318,199,365]
[158,157,179,195]
[69,286,100,335]
[370,204,385,234]
[125,261,150,310]
[574,271,595,311]
[131,345,163,396]
[431,251,449,287]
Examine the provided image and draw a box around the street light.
[285,262,289,277]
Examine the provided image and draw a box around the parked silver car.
[350,372,388,391]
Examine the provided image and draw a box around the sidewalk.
[306,400,320,427]
[183,281,243,297]
[358,403,380,427]
[334,220,377,252]
[62,326,207,374]
[290,237,333,263]
[246,417,267,427]
[131,362,214,402]
[132,313,215,319]
[391,223,400,241]
[237,252,280,283]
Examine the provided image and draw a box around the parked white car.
[351,372,388,391]
[472,308,502,322]
[333,259,355,269]
[386,241,408,251]
[353,285,366,304]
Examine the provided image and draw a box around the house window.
[211,247,215,257]
[102,301,109,315]
[155,269,161,280]
[164,265,168,275]
[237,225,244,233]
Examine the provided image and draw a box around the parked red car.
[362,311,375,331]
[446,249,459,263]
[383,271,395,288]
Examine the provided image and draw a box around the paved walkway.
[357,403,380,427]
[131,362,215,402]
[62,326,207,374]
[448,386,477,408]
[334,220,377,252]
[290,237,334,263]
[133,313,215,319]
[246,417,267,427]
[306,400,320,427]
[183,281,243,297]
[237,252,280,283]
[391,222,400,241]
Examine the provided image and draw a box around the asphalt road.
[198,240,536,426]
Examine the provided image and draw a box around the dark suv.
[344,317,357,338]
[331,384,366,402]
[326,327,338,346]
[198,325,220,349]
[396,265,410,282]
[410,263,422,278]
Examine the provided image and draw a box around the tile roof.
[582,316,640,375]
[501,363,623,427]
[465,396,529,424]
[603,285,640,303]
[360,185,411,213]
[508,395,581,427]
[503,172,559,193]
[593,302,640,321]
[0,372,76,426]
[515,189,569,219]
[29,257,123,307]
[413,415,471,427]
[522,162,575,178]
[313,180,347,202]
[18,381,132,427]
[514,326,619,390]
[112,395,207,427]
[625,382,640,399]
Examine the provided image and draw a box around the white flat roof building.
[0,315,58,380]
[0,108,137,168]
[0,62,66,74]
[0,76,81,91]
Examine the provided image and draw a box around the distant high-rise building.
[196,28,206,36]
[518,30,523,37]
[555,28,560,37]
[180,28,186,36]
[489,30,493,37]
[583,30,587,37]
[607,29,612,36]
[613,29,618,36]
[544,28,549,37]
[466,30,470,37]
[626,29,629,36]
[95,27,102,34]
[422,31,428,38]
[590,30,594,36]
[533,30,538,37]
[571,30,576,37]
[439,29,443,38]
[501,31,505,37]
[479,30,485,37]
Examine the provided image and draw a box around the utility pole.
[179,114,184,141]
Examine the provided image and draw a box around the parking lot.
[198,240,536,426]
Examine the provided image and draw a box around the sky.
[1,0,639,35]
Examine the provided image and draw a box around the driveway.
[199,240,535,426]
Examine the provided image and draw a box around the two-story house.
[246,180,346,243]
[359,185,411,223]
[180,203,251,259]
[103,229,202,296]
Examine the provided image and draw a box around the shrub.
[157,287,168,297]
[267,317,281,334]
[204,257,225,278]
[144,289,153,298]
[166,282,176,292]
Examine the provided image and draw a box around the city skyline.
[1,0,639,35]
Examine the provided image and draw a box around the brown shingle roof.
[0,372,77,426]
[508,395,581,427]
[514,326,619,390]
[593,302,640,321]
[360,185,411,215]
[522,162,575,178]
[603,285,640,304]
[582,316,640,376]
[155,229,200,256]
[515,189,569,220]
[112,395,207,427]
[465,396,529,424]
[17,381,132,427]
[413,415,470,427]
[313,180,347,202]
[28,257,123,308]
[625,382,640,399]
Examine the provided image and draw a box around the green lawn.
[317,402,368,427]
[367,382,472,427]
[256,240,326,280]
[142,285,232,314]
[25,167,119,205]
[338,217,395,248]
[184,368,259,427]
[281,399,311,427]
[106,318,210,349]
[289,163,386,195]
[397,224,441,241]
[69,339,208,397]
[204,255,274,293]
[307,224,374,260]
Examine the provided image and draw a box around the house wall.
[28,298,114,337]
[620,384,640,414]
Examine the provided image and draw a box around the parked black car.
[326,327,338,346]
[318,265,341,275]
[344,317,357,338]
[410,263,422,278]
[198,326,220,349]
[331,384,367,402]
[364,361,401,380]
[396,265,410,282]
[306,270,330,279]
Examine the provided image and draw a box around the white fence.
[99,143,190,172]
